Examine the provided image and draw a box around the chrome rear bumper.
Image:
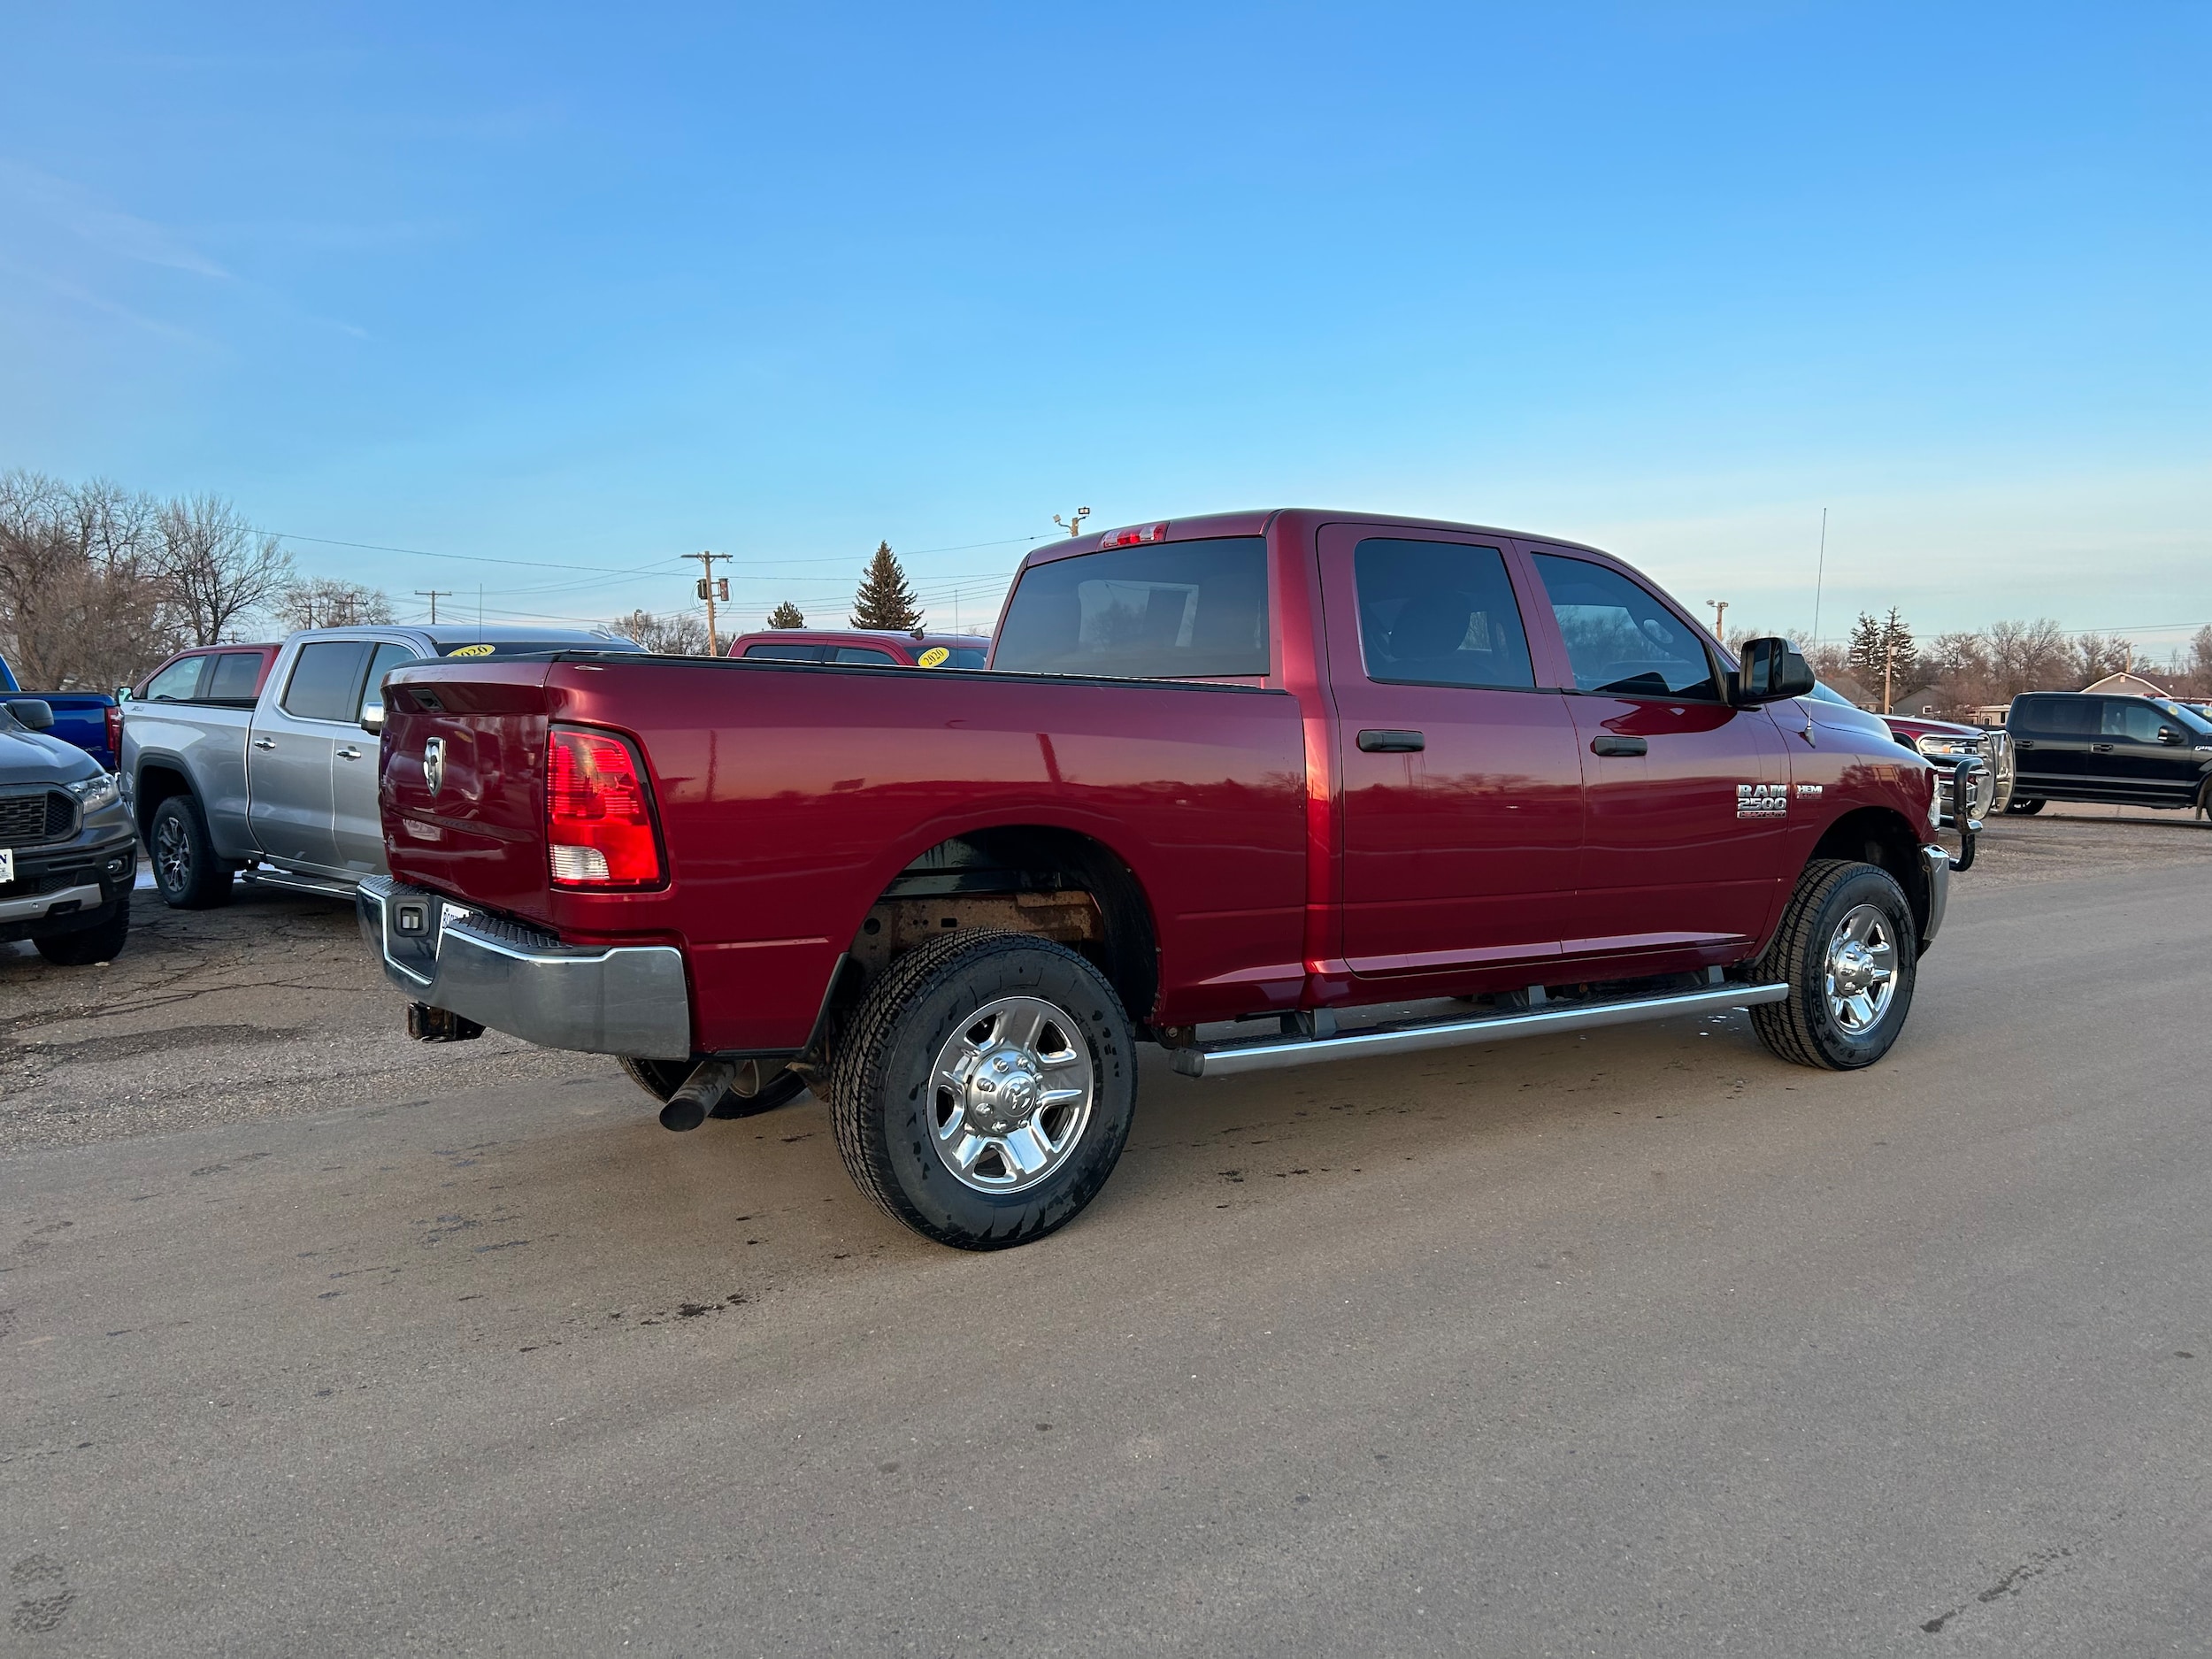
[357,874,692,1059]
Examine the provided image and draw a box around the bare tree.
[2072,632,2136,685]
[609,608,711,655]
[0,470,181,689]
[275,577,394,632]
[1985,618,2073,700]
[155,494,293,645]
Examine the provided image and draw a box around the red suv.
[727,629,990,669]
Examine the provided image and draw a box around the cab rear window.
[991,538,1270,679]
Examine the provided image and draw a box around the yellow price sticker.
[916,646,950,668]
[445,643,496,657]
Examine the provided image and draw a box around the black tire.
[1749,859,1918,1071]
[2004,797,2044,816]
[33,900,131,965]
[829,929,1136,1251]
[618,1056,809,1118]
[148,794,234,909]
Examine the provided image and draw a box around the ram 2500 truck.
[123,624,642,909]
[358,509,1951,1251]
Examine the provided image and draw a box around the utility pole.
[1811,507,1828,645]
[688,549,732,656]
[1054,507,1091,537]
[1883,634,1894,715]
[1708,599,1729,640]
[414,588,452,625]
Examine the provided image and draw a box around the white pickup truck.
[120,624,641,908]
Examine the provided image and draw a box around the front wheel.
[1750,860,1918,1070]
[829,929,1136,1251]
[33,901,130,965]
[2004,797,2045,816]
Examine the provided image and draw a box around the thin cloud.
[0,158,230,279]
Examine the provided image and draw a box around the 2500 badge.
[1737,782,1789,819]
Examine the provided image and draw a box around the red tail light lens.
[105,705,123,758]
[546,726,663,887]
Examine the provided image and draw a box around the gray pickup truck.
[121,624,642,908]
[2,696,138,961]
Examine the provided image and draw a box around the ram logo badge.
[1737,782,1788,818]
[423,736,446,796]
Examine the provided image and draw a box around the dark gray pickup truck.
[1,697,137,963]
[121,623,641,908]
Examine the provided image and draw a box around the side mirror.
[115,685,134,703]
[2157,726,2180,746]
[5,698,56,731]
[1732,638,1815,705]
[359,702,385,737]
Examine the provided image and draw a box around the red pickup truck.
[359,510,1948,1250]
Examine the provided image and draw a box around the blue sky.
[3,3,2206,652]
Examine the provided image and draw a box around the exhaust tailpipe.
[658,1058,738,1133]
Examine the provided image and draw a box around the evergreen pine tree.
[765,600,806,628]
[1846,612,1884,679]
[1879,607,1918,686]
[849,541,923,630]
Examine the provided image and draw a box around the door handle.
[1590,734,1647,757]
[2092,742,2113,753]
[2014,739,2035,749]
[1356,729,1425,753]
[336,746,363,760]
[252,737,276,749]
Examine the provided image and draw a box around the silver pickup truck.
[121,624,641,908]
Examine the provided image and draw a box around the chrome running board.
[1170,980,1791,1078]
[242,867,359,902]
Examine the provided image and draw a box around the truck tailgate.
[380,660,557,919]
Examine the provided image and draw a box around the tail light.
[546,726,664,887]
[105,705,123,759]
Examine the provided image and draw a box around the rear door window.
[1352,539,1536,689]
[945,647,988,668]
[832,646,897,664]
[1531,555,1718,700]
[991,537,1271,678]
[743,642,825,661]
[204,652,265,704]
[2019,696,2097,736]
[143,656,208,703]
[280,641,373,723]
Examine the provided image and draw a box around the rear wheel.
[33,901,130,965]
[1750,860,1917,1070]
[829,929,1135,1250]
[149,795,234,909]
[2004,796,2045,816]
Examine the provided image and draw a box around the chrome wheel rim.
[154,814,190,894]
[926,995,1094,1194]
[1823,902,1898,1034]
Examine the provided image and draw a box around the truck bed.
[380,654,1311,1050]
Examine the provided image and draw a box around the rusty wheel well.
[1808,807,1931,935]
[831,826,1160,1036]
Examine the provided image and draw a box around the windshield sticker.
[445,643,496,657]
[916,647,950,668]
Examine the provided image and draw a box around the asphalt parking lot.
[4,814,2208,1655]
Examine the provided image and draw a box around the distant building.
[2079,671,2171,699]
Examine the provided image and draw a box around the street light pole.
[1708,599,1729,639]
[1054,507,1091,538]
